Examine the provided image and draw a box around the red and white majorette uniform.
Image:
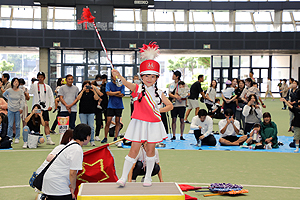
[124,83,168,143]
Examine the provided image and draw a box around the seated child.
[209,99,224,119]
[242,123,264,149]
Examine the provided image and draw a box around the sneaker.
[282,107,286,110]
[236,107,242,111]
[143,177,152,187]
[272,99,275,101]
[113,137,118,142]
[97,105,102,109]
[15,139,20,144]
[262,99,266,102]
[184,120,191,124]
[101,138,107,143]
[46,138,55,145]
[239,130,244,135]
[141,177,145,182]
[214,131,219,135]
[170,136,176,140]
[197,140,202,147]
[243,142,248,146]
[95,136,101,141]
[116,179,126,187]
[22,142,27,149]
[294,148,299,153]
[265,143,272,150]
[180,136,185,140]
[50,130,57,134]
[117,141,123,148]
[90,141,96,146]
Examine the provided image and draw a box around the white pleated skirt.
[124,119,168,143]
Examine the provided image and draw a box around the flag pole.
[108,138,124,146]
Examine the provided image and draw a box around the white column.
[39,48,49,83]
[292,54,300,80]
[273,10,282,32]
[141,9,148,32]
[41,6,48,29]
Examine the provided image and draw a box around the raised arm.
[111,69,136,92]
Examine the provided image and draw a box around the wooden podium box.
[77,182,185,200]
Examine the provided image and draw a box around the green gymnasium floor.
[0,97,299,200]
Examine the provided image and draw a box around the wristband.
[262,103,265,105]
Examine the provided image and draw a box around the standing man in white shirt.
[29,72,55,145]
[218,109,247,146]
[190,109,216,146]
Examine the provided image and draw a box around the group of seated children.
[191,108,280,150]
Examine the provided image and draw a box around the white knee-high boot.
[116,155,136,186]
[143,156,156,187]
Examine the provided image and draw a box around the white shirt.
[29,83,54,110]
[42,141,83,195]
[36,144,65,174]
[190,116,213,138]
[222,87,235,99]
[204,87,216,105]
[218,119,240,138]
[267,80,271,90]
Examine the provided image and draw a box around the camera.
[31,78,38,82]
[39,101,46,108]
[35,109,41,114]
[86,85,92,89]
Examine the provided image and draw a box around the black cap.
[37,72,45,78]
[172,70,181,79]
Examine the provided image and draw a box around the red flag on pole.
[75,144,118,196]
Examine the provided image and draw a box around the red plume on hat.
[139,42,160,76]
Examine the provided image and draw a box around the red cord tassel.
[77,8,95,29]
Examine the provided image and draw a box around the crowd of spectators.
[0,70,299,152]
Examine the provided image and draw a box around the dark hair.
[178,81,185,86]
[290,78,295,82]
[82,80,91,89]
[232,78,238,83]
[253,82,258,86]
[0,78,2,83]
[57,78,62,87]
[210,80,217,89]
[3,73,10,81]
[37,72,45,78]
[247,94,258,104]
[95,75,102,80]
[173,71,181,80]
[283,79,287,83]
[66,74,73,79]
[253,123,261,129]
[73,123,91,141]
[138,75,162,105]
[198,109,208,118]
[263,112,271,119]
[295,80,299,86]
[31,104,42,126]
[224,108,233,116]
[215,98,220,103]
[245,78,253,87]
[60,130,73,145]
[198,75,204,80]
[101,74,108,80]
[0,113,5,123]
[19,78,25,85]
[263,112,272,125]
[238,80,245,89]
[11,78,20,88]
[250,71,254,75]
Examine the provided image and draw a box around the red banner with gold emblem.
[75,144,118,196]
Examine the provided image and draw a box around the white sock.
[144,156,156,181]
[119,155,136,182]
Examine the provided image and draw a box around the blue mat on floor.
[122,134,297,153]
[0,148,12,150]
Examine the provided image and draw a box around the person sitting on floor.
[219,109,247,146]
[208,98,224,119]
[242,123,264,149]
[128,142,163,183]
[260,112,279,149]
[0,113,11,149]
[190,109,217,146]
